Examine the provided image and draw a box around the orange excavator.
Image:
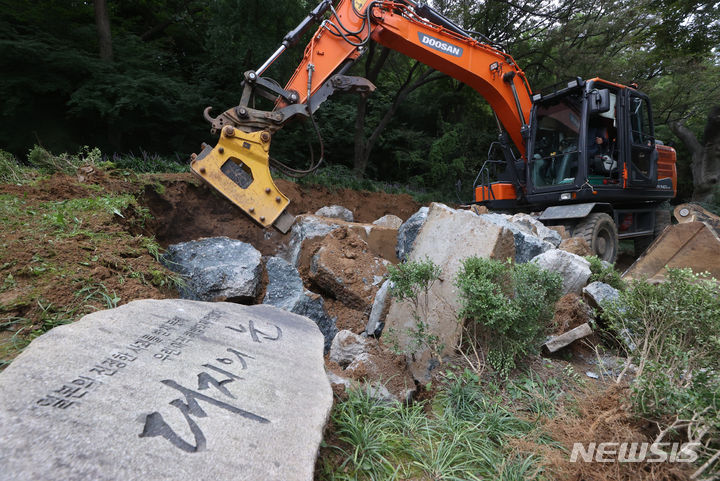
[190,0,678,263]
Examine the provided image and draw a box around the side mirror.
[589,89,610,114]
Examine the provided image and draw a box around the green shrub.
[0,150,32,184]
[586,255,624,290]
[455,257,562,377]
[110,151,187,173]
[386,259,443,360]
[603,268,720,471]
[26,145,102,174]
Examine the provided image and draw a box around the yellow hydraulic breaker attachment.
[190,127,295,233]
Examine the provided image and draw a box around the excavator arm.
[191,0,533,232]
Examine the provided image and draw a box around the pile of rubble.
[161,203,623,399]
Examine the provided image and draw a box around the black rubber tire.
[573,212,619,263]
[634,209,672,256]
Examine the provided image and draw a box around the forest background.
[1,0,718,202]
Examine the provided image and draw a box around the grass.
[0,178,179,368]
[277,164,451,204]
[317,369,573,480]
[0,282,122,368]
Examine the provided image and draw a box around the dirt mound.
[553,293,591,334]
[0,170,138,201]
[536,385,694,480]
[132,174,421,256]
[325,337,415,401]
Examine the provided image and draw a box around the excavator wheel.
[633,209,671,256]
[573,213,619,263]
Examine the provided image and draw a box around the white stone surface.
[384,203,515,382]
[372,214,403,229]
[314,205,354,222]
[329,330,367,367]
[0,299,332,481]
[531,249,592,295]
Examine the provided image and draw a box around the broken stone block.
[286,215,398,269]
[366,280,392,336]
[309,228,388,312]
[583,281,620,309]
[329,330,368,367]
[509,213,563,246]
[372,214,403,229]
[315,205,354,222]
[384,203,516,382]
[286,215,342,267]
[532,249,592,295]
[163,237,262,302]
[559,237,593,257]
[263,256,337,353]
[396,206,429,261]
[544,323,593,352]
[481,213,555,263]
[548,225,570,240]
[345,352,416,402]
[0,299,331,481]
[327,370,352,391]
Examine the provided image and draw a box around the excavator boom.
[191,0,534,231]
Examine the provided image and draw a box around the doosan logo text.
[418,33,463,57]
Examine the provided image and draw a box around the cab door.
[622,91,658,188]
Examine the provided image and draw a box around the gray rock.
[531,249,592,295]
[544,323,593,353]
[372,214,403,229]
[481,213,555,263]
[329,330,367,367]
[366,280,392,336]
[163,237,262,302]
[286,216,341,267]
[263,257,337,353]
[315,205,354,222]
[385,203,515,383]
[583,281,620,309]
[0,299,331,481]
[326,371,352,390]
[396,206,429,261]
[509,213,563,246]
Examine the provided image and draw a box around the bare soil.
[132,174,420,255]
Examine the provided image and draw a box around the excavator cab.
[519,78,673,208]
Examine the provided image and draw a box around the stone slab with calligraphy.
[0,299,332,481]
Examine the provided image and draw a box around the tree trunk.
[669,106,720,202]
[352,45,445,178]
[94,0,113,61]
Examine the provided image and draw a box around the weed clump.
[0,150,33,184]
[603,268,720,476]
[586,255,624,290]
[319,371,555,480]
[456,257,562,377]
[386,258,443,361]
[27,145,101,174]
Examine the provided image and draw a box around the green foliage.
[586,255,625,290]
[0,150,33,184]
[456,257,562,377]
[318,372,555,480]
[603,268,720,469]
[26,145,101,174]
[387,259,443,360]
[109,151,187,173]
